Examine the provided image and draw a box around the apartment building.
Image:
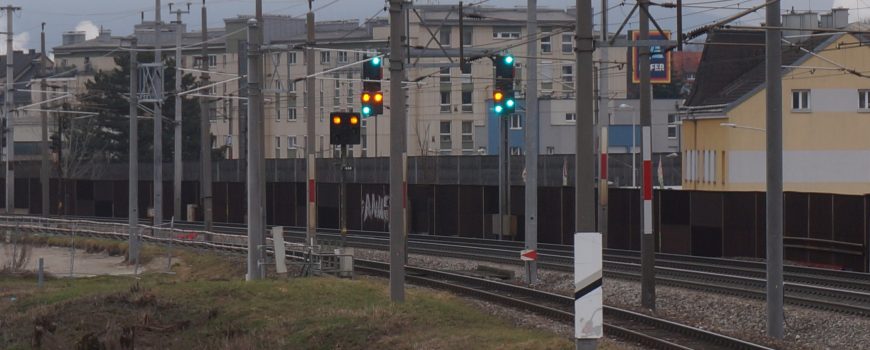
[682,11,870,195]
[40,4,637,160]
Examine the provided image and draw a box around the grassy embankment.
[0,238,574,349]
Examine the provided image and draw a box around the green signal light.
[362,106,372,115]
[494,105,504,114]
[505,99,515,108]
[371,57,381,66]
[503,55,514,65]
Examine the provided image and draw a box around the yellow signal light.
[374,92,383,103]
[494,91,504,101]
[332,116,342,125]
[362,93,372,102]
[350,116,359,125]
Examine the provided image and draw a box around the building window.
[194,55,217,68]
[510,114,522,129]
[540,33,551,53]
[561,33,573,53]
[562,65,574,87]
[667,114,678,139]
[493,26,520,39]
[439,67,451,83]
[346,72,354,104]
[461,91,473,112]
[546,146,555,154]
[565,113,576,122]
[275,103,281,120]
[541,61,553,91]
[859,90,870,110]
[792,90,810,111]
[337,51,348,63]
[288,107,297,121]
[440,121,452,152]
[440,27,451,46]
[440,91,451,113]
[333,74,341,107]
[275,136,281,158]
[288,52,297,64]
[320,51,331,64]
[510,146,523,155]
[288,136,297,158]
[462,27,473,46]
[461,121,473,152]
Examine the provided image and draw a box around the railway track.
[3,215,775,350]
[48,216,870,316]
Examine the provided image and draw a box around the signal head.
[503,55,514,65]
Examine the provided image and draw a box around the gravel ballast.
[353,247,870,349]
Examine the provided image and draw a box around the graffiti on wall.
[362,194,390,224]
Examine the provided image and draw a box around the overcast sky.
[1,0,862,56]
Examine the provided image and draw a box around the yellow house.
[681,25,870,195]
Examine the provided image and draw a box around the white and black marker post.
[574,232,603,342]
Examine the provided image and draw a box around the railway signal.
[329,112,362,145]
[361,55,383,117]
[493,54,516,115]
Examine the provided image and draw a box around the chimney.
[832,8,849,28]
[62,31,86,46]
[782,10,818,41]
[98,27,112,41]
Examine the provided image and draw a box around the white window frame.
[275,136,281,158]
[461,90,473,113]
[440,121,452,152]
[439,27,451,47]
[288,107,297,121]
[561,65,574,88]
[510,113,522,130]
[492,27,520,39]
[461,120,474,152]
[320,51,331,64]
[792,89,810,111]
[288,52,297,65]
[337,51,349,63]
[565,113,576,122]
[561,33,573,53]
[859,90,870,111]
[540,33,551,54]
[667,114,678,139]
[440,91,451,113]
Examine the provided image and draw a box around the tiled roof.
[684,29,833,108]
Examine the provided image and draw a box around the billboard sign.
[631,30,672,84]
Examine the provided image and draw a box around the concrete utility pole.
[388,0,407,303]
[765,0,784,339]
[305,0,317,247]
[128,38,140,264]
[171,2,189,223]
[40,23,49,216]
[574,0,596,347]
[247,16,264,280]
[597,0,609,246]
[246,2,265,280]
[638,0,656,311]
[3,5,20,215]
[153,0,164,228]
[200,0,213,231]
[524,0,539,285]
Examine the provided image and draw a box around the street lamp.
[616,103,637,187]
